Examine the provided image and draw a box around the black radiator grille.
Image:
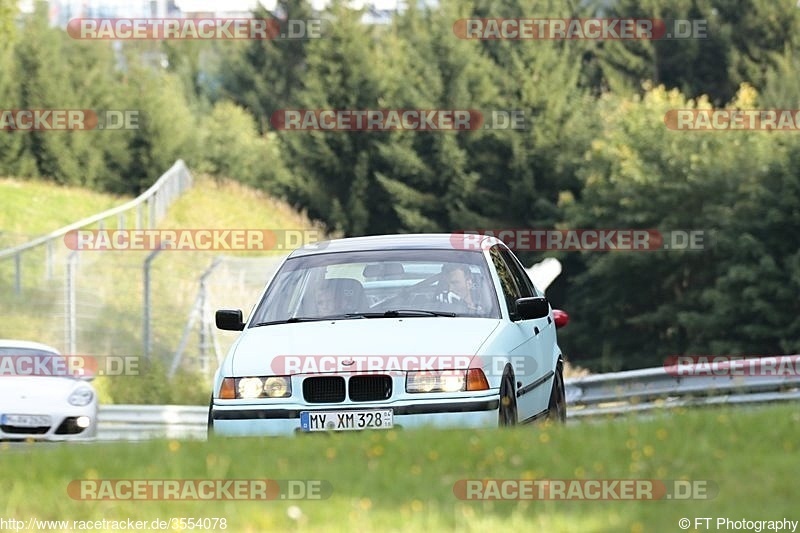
[303,376,346,403]
[349,375,392,402]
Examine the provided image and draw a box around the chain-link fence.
[1,162,316,404]
[0,161,193,363]
[168,255,285,378]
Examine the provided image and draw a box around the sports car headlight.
[68,387,94,406]
[225,376,292,399]
[406,370,466,393]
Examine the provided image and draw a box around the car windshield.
[0,348,59,357]
[0,347,67,377]
[249,249,501,324]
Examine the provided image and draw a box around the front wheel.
[207,396,214,435]
[498,371,518,427]
[546,367,567,423]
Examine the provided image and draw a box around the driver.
[437,264,482,312]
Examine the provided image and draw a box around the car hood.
[231,318,501,375]
[0,376,90,404]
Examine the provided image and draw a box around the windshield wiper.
[250,317,321,326]
[251,314,368,327]
[346,309,457,318]
[251,310,454,326]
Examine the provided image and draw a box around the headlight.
[68,387,94,406]
[406,370,466,393]
[222,376,292,399]
[263,377,290,397]
[238,377,264,399]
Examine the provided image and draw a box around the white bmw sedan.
[210,234,567,436]
[0,340,97,440]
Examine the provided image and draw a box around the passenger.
[315,283,339,316]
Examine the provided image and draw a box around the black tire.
[498,370,518,427]
[546,366,567,423]
[207,396,214,435]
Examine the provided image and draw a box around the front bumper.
[0,408,98,441]
[211,395,500,437]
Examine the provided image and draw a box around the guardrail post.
[65,251,79,354]
[14,253,21,295]
[45,241,53,281]
[118,213,125,230]
[149,196,156,229]
[199,278,208,374]
[143,245,166,360]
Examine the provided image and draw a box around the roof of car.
[288,233,502,257]
[0,339,61,353]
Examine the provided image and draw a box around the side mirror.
[216,309,245,331]
[514,297,550,320]
[553,309,569,329]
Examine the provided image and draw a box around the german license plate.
[1,414,51,427]
[300,409,393,432]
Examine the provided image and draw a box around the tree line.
[1,0,798,370]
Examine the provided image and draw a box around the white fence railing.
[0,160,193,294]
[96,356,800,440]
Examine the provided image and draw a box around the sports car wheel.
[498,371,518,426]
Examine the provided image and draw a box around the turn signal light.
[466,368,489,391]
[219,377,236,399]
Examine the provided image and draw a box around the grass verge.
[0,177,128,248]
[0,404,796,532]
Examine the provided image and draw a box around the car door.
[488,246,546,422]
[499,247,555,418]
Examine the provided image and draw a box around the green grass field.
[0,178,128,247]
[1,405,796,532]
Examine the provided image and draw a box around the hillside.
[0,174,323,403]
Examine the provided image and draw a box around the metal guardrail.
[97,405,208,441]
[96,356,800,440]
[565,355,800,417]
